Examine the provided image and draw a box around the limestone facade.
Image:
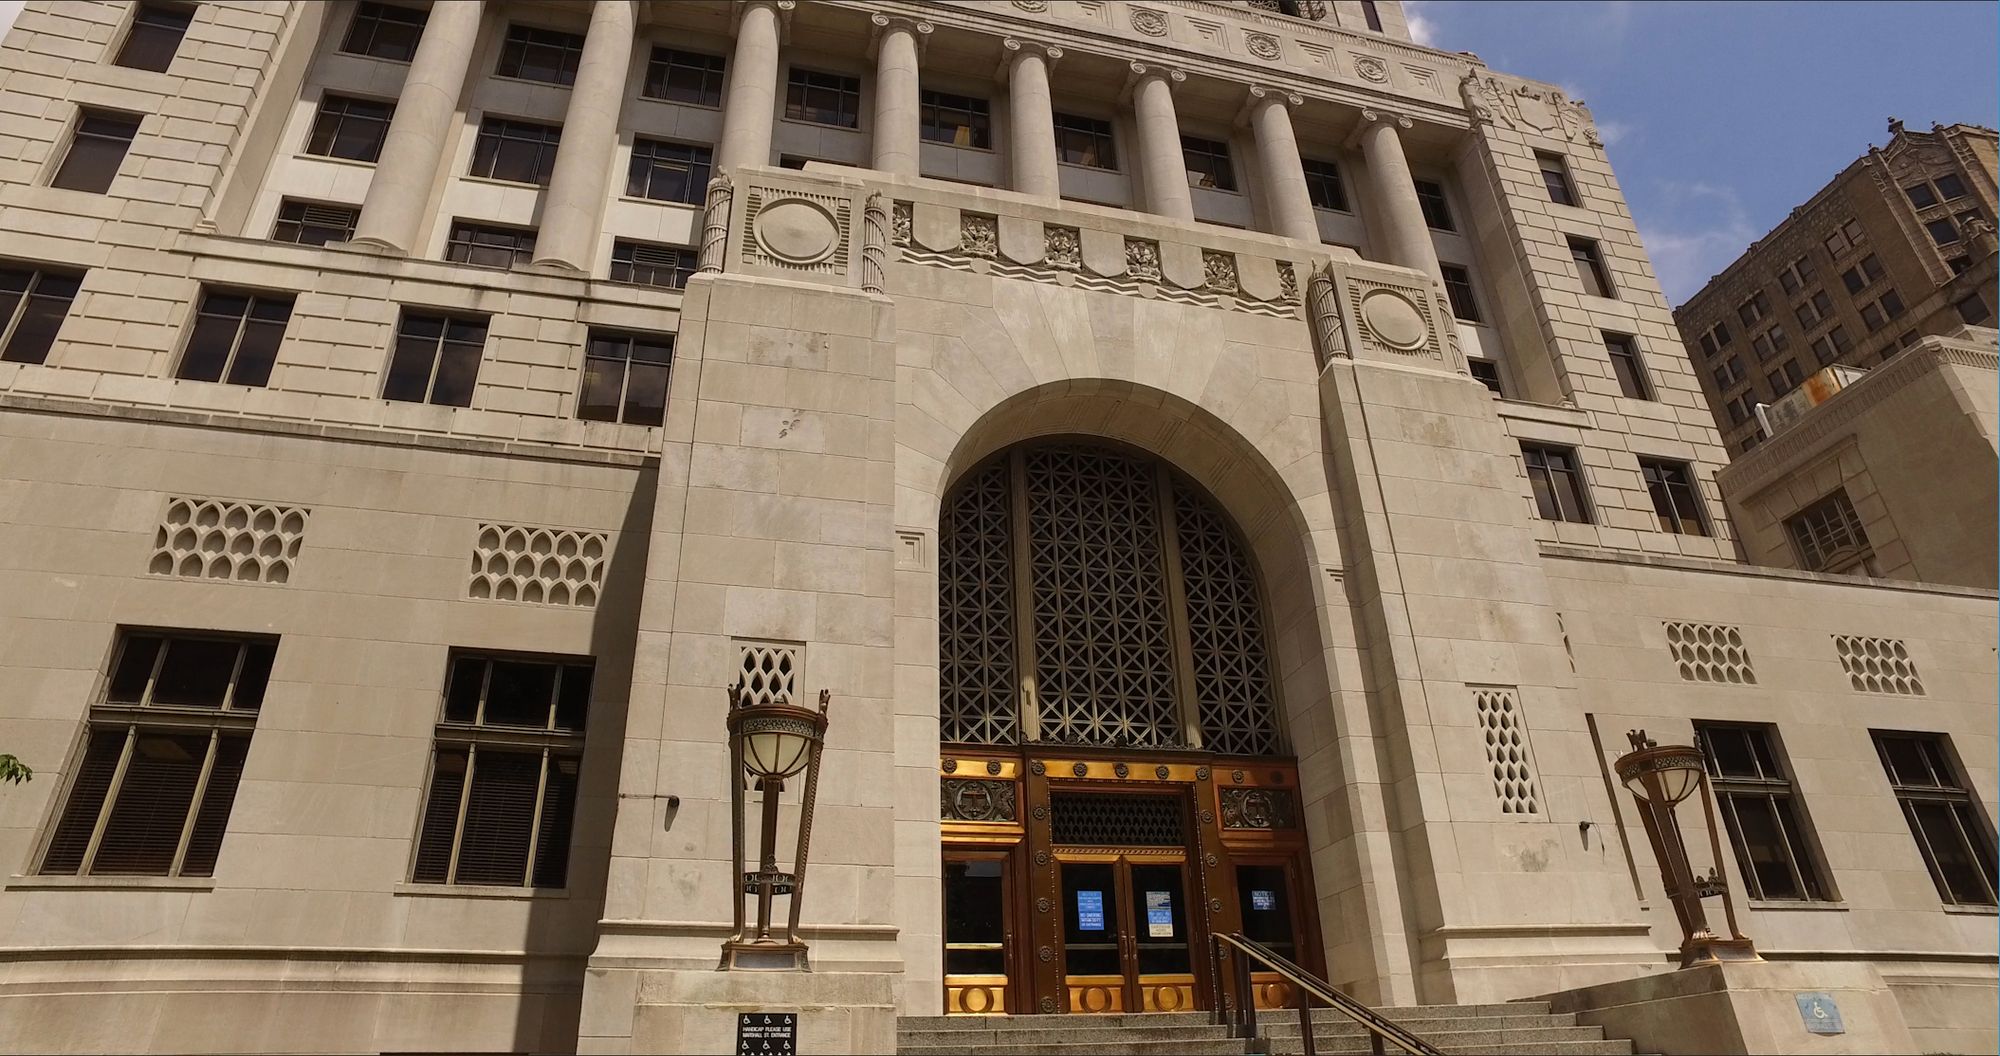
[0,2,1990,1054]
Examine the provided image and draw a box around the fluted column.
[869,14,930,177]
[351,0,485,253]
[1355,109,1442,284]
[1129,63,1192,220]
[1248,86,1318,243]
[533,0,637,270]
[716,0,793,171]
[1002,38,1061,198]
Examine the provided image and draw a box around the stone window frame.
[1300,157,1349,213]
[339,1,428,64]
[783,66,864,129]
[625,137,714,206]
[173,286,296,388]
[1439,263,1482,323]
[113,1,194,73]
[467,116,563,186]
[1871,730,1998,907]
[1053,111,1118,171]
[642,45,727,108]
[494,22,586,86]
[576,328,674,427]
[50,108,143,193]
[0,263,85,366]
[302,93,394,165]
[270,199,359,247]
[1693,722,1836,903]
[443,219,539,270]
[919,89,993,150]
[1534,150,1577,207]
[1520,442,1592,524]
[1637,457,1708,536]
[1602,330,1652,400]
[609,240,695,291]
[381,308,488,407]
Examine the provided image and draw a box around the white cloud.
[0,1,25,42]
[1403,0,1439,46]
[1636,181,1759,307]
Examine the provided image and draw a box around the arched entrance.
[937,440,1323,1015]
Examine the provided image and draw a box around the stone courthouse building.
[0,1,1992,1054]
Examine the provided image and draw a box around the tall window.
[115,2,193,72]
[577,329,673,427]
[1567,236,1614,298]
[1603,332,1651,399]
[270,200,359,246]
[340,2,427,62]
[469,118,561,185]
[609,240,695,290]
[920,90,991,149]
[626,139,712,205]
[52,110,141,193]
[1301,158,1347,212]
[642,47,725,107]
[1181,135,1236,191]
[1639,458,1706,535]
[1536,151,1577,207]
[1784,489,1875,575]
[496,24,584,85]
[1695,724,1830,902]
[1521,444,1590,523]
[785,68,861,128]
[176,288,294,387]
[1054,113,1116,169]
[1413,179,1455,230]
[1439,264,1481,323]
[0,265,84,365]
[39,630,275,878]
[1873,732,1997,906]
[411,652,592,888]
[383,310,487,406]
[444,221,538,269]
[305,95,393,163]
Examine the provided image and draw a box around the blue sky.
[1406,0,2000,305]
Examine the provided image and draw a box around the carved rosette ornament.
[941,779,1018,822]
[861,192,888,295]
[1045,225,1081,270]
[696,173,733,274]
[1221,787,1298,829]
[1125,238,1162,282]
[1202,250,1239,294]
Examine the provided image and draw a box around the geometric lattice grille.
[1050,791,1187,846]
[1026,445,1182,749]
[939,460,1019,744]
[1474,687,1539,815]
[1174,484,1281,756]
[1834,635,1924,695]
[1665,621,1757,685]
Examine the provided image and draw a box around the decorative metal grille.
[1026,446,1181,748]
[939,459,1019,744]
[1174,486,1281,755]
[1050,791,1186,845]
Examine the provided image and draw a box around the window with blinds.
[410,652,592,888]
[39,630,275,878]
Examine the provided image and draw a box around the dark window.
[304,95,393,163]
[1439,264,1481,322]
[609,240,695,290]
[1054,113,1116,169]
[384,310,487,406]
[1521,443,1590,523]
[176,288,294,387]
[1301,158,1347,212]
[1905,182,1939,209]
[469,117,561,185]
[577,330,674,427]
[1568,236,1613,298]
[1957,293,1991,325]
[920,90,991,149]
[1873,732,1997,906]
[1696,724,1829,901]
[38,630,274,878]
[1536,151,1577,207]
[784,68,861,128]
[1784,489,1874,574]
[1639,458,1706,535]
[626,138,712,204]
[115,2,193,72]
[271,200,359,246]
[1926,218,1960,246]
[496,24,584,85]
[642,47,725,107]
[1468,357,1503,395]
[1604,332,1650,399]
[1414,179,1454,231]
[1361,0,1384,32]
[412,652,592,888]
[1181,135,1236,191]
[444,221,538,269]
[1935,173,1968,200]
[0,265,84,365]
[52,110,141,192]
[340,2,427,62]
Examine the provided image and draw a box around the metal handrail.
[1209,933,1444,1056]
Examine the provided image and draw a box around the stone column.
[350,0,485,253]
[1354,108,1443,284]
[1129,63,1192,221]
[868,14,930,177]
[533,0,637,271]
[716,0,793,172]
[1001,38,1062,198]
[1248,86,1318,243]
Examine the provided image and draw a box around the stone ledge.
[1539,542,2000,600]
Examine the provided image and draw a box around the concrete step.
[899,1038,1263,1056]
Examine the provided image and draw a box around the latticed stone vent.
[1474,687,1539,815]
[1834,635,1925,695]
[1664,621,1757,684]
[735,642,800,707]
[149,498,308,583]
[467,524,605,607]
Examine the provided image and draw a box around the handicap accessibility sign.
[1795,992,1844,1035]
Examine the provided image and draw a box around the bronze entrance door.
[1057,854,1197,1014]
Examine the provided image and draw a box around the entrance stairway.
[895,1001,1643,1055]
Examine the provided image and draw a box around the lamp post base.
[720,940,812,972]
[1679,935,1762,969]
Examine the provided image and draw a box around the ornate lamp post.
[1613,730,1760,968]
[720,683,831,971]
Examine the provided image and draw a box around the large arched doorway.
[937,440,1323,1016]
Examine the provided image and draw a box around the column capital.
[869,13,933,58]
[998,36,1063,80]
[733,0,795,43]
